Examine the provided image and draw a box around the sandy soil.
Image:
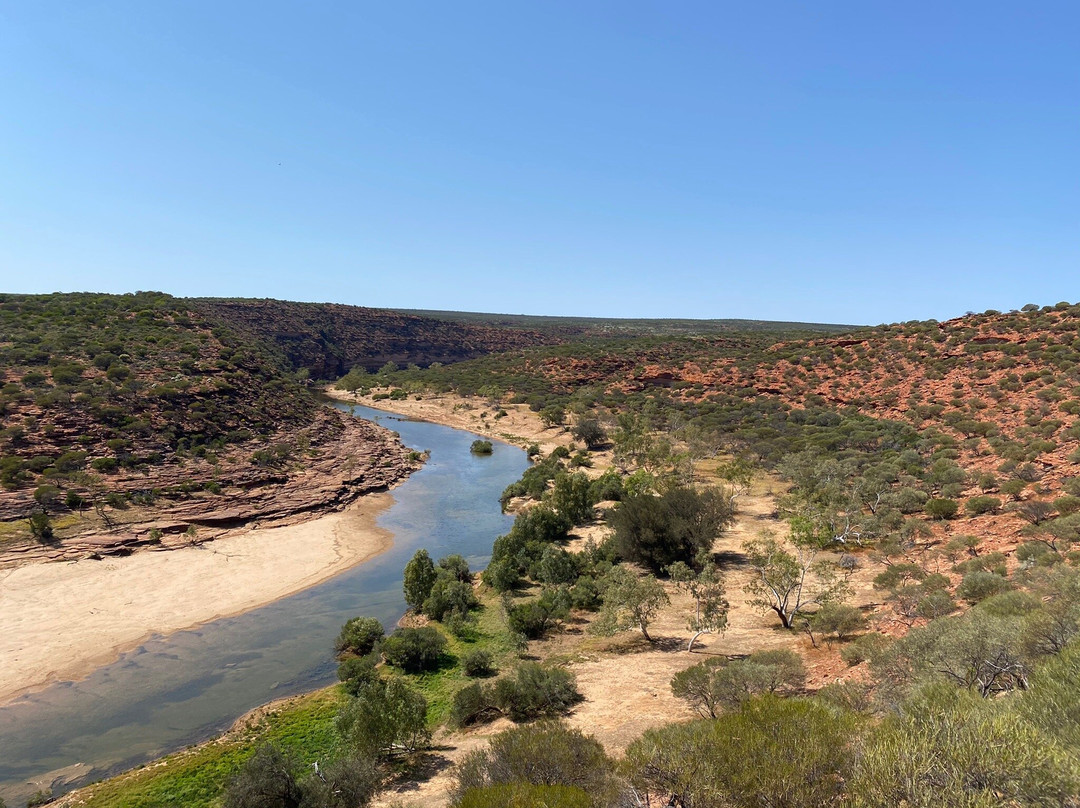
[0,492,395,706]
[327,389,575,458]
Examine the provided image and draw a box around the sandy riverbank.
[0,492,395,706]
[326,389,573,456]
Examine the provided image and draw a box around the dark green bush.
[492,663,580,721]
[334,616,385,658]
[382,626,448,672]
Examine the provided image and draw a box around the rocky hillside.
[0,293,446,556]
[195,298,560,378]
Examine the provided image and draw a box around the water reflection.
[0,404,526,802]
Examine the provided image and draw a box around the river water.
[0,403,528,803]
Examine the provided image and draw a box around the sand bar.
[0,492,394,706]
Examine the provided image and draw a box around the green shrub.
[471,439,494,455]
[957,571,1012,603]
[965,495,1002,516]
[457,783,591,808]
[454,721,611,800]
[334,616,384,658]
[924,498,959,520]
[381,627,447,673]
[462,649,495,677]
[492,663,580,721]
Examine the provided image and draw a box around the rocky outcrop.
[0,409,420,567]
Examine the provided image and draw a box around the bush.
[610,485,735,574]
[403,549,438,610]
[334,616,384,658]
[492,663,580,721]
[840,632,890,666]
[965,495,1002,516]
[424,578,479,622]
[957,571,1012,603]
[572,418,607,449]
[457,784,591,808]
[670,649,806,718]
[337,654,380,696]
[223,744,302,808]
[382,626,448,672]
[471,439,494,455]
[463,649,495,677]
[454,721,611,800]
[924,498,959,520]
[337,675,430,757]
[811,603,868,642]
[507,589,570,639]
[452,681,498,727]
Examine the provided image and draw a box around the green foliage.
[548,471,596,525]
[956,571,1012,603]
[403,549,438,610]
[337,675,430,757]
[507,588,570,639]
[457,783,591,808]
[492,663,581,721]
[965,495,1002,515]
[454,721,610,801]
[470,439,494,454]
[424,578,479,622]
[381,627,448,673]
[610,485,734,573]
[334,616,384,658]
[571,418,607,449]
[924,497,959,520]
[222,744,303,808]
[591,565,670,642]
[462,649,495,677]
[625,696,857,808]
[810,602,868,642]
[670,649,806,718]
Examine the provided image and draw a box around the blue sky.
[1,2,1077,324]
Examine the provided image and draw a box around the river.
[0,403,528,804]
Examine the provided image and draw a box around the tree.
[334,616,384,658]
[610,485,735,574]
[403,549,437,610]
[548,472,595,525]
[591,566,669,643]
[742,522,850,629]
[572,418,607,450]
[668,561,729,651]
[670,650,806,718]
[223,744,303,808]
[539,405,565,427]
[382,626,447,672]
[338,675,430,757]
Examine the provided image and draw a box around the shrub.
[471,439,494,455]
[965,495,1002,516]
[811,603,868,642]
[957,571,1012,603]
[670,650,807,718]
[572,419,607,449]
[924,498,959,520]
[610,485,735,573]
[463,649,495,677]
[454,721,611,800]
[382,626,448,672]
[457,784,591,808]
[223,744,302,808]
[423,578,479,622]
[840,632,890,666]
[403,548,438,610]
[507,589,570,639]
[337,654,380,696]
[337,675,430,757]
[492,663,580,721]
[334,616,385,658]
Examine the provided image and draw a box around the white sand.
[0,492,394,706]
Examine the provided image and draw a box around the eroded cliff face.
[195,299,559,378]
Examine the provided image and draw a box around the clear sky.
[2,2,1077,325]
